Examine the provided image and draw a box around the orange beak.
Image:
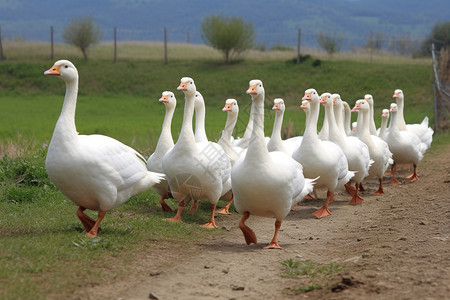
[351,104,360,112]
[320,96,327,104]
[393,93,398,98]
[159,95,169,103]
[390,107,395,112]
[177,81,188,91]
[272,103,280,110]
[246,85,257,95]
[222,103,232,112]
[44,65,61,76]
[302,92,312,101]
[300,102,308,110]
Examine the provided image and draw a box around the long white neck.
[154,105,175,152]
[396,95,407,130]
[343,101,352,135]
[369,102,377,135]
[317,109,329,140]
[267,109,285,152]
[194,101,208,143]
[388,110,400,138]
[378,116,388,139]
[354,109,364,137]
[359,108,371,140]
[334,103,346,137]
[237,109,254,148]
[245,92,270,162]
[303,99,320,142]
[176,92,196,149]
[51,78,79,144]
[325,103,345,144]
[218,111,237,148]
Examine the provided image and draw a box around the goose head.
[159,91,177,109]
[393,89,403,100]
[364,94,374,105]
[390,103,398,113]
[301,100,310,113]
[302,88,319,104]
[351,99,369,113]
[332,93,342,106]
[246,79,264,98]
[320,92,333,107]
[222,98,239,115]
[272,98,285,113]
[44,60,78,83]
[381,108,389,119]
[177,77,196,96]
[194,91,205,110]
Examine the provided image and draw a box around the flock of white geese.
[44,60,433,248]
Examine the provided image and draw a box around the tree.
[316,31,343,57]
[201,14,255,64]
[422,21,450,55]
[62,17,102,60]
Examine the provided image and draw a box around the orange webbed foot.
[312,207,331,219]
[349,194,364,205]
[201,221,218,229]
[264,242,282,250]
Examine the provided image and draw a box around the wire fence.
[432,43,450,133]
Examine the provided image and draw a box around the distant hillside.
[0,0,449,49]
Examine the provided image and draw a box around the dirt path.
[80,145,450,300]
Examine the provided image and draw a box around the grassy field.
[0,42,447,299]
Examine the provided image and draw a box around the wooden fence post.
[113,27,117,63]
[296,28,302,64]
[50,25,54,60]
[164,27,168,65]
[0,26,5,61]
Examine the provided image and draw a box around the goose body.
[292,89,354,218]
[352,100,392,194]
[162,77,231,228]
[44,60,164,237]
[147,91,176,212]
[267,98,302,156]
[393,89,433,149]
[385,103,426,184]
[231,80,314,249]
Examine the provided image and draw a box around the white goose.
[216,98,245,215]
[147,91,176,212]
[267,98,302,156]
[292,89,354,218]
[393,89,433,149]
[323,93,372,205]
[385,103,426,184]
[162,77,231,228]
[377,109,390,141]
[352,100,392,194]
[44,60,164,237]
[231,80,314,249]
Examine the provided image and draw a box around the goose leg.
[312,191,333,218]
[188,200,199,214]
[406,164,419,182]
[359,182,365,192]
[390,163,402,185]
[371,178,385,195]
[76,206,96,232]
[264,220,282,249]
[239,212,257,245]
[201,203,218,228]
[345,183,356,196]
[163,201,186,222]
[349,183,364,205]
[159,195,173,212]
[87,211,106,238]
[216,194,234,215]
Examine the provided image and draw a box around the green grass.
[280,259,344,294]
[0,42,447,299]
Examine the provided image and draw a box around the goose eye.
[64,65,68,68]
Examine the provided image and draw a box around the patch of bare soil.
[78,145,450,300]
